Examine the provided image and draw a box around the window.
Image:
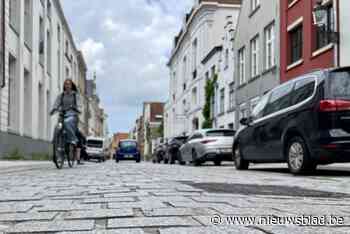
[251,94,269,120]
[211,65,216,78]
[65,40,69,55]
[192,39,197,73]
[207,130,235,137]
[189,133,203,140]
[316,4,334,50]
[192,88,197,107]
[238,47,246,85]
[239,103,248,122]
[24,0,32,47]
[250,96,260,114]
[205,71,209,81]
[224,49,229,69]
[39,17,45,65]
[264,83,294,116]
[57,25,61,42]
[47,0,52,20]
[291,77,315,106]
[220,88,225,114]
[229,82,234,110]
[228,123,234,129]
[250,36,259,78]
[264,23,275,70]
[8,55,18,130]
[183,100,187,114]
[251,0,260,12]
[23,69,32,136]
[47,31,51,74]
[9,0,19,32]
[289,25,303,64]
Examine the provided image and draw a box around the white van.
[86,137,106,162]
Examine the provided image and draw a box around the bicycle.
[52,109,76,169]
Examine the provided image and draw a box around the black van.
[233,67,350,174]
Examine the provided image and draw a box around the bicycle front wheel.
[67,144,76,168]
[54,133,65,169]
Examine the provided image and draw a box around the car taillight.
[319,100,350,112]
[200,140,217,144]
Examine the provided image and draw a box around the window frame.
[264,22,275,70]
[238,47,246,85]
[250,35,259,78]
[289,25,303,64]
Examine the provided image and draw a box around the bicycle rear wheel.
[67,144,76,168]
[54,133,65,169]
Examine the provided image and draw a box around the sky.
[61,0,193,135]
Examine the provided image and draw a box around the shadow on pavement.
[250,167,350,177]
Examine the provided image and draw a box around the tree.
[202,74,217,129]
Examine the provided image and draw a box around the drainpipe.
[1,0,5,88]
[334,0,339,67]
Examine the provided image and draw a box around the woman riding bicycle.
[50,79,83,164]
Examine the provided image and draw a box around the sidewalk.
[0,160,51,174]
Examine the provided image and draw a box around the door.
[259,82,295,160]
[241,93,270,160]
[181,132,203,161]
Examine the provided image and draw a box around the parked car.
[152,143,168,164]
[180,129,235,166]
[233,67,350,174]
[86,137,106,162]
[164,135,188,165]
[115,139,141,163]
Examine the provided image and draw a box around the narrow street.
[1,161,350,233]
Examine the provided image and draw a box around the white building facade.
[164,0,241,139]
[213,15,236,129]
[0,0,83,157]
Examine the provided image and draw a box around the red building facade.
[280,0,337,83]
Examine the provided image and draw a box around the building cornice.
[201,45,223,64]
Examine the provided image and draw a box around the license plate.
[125,155,133,158]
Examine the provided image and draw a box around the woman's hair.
[63,79,78,92]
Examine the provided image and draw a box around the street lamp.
[312,0,339,44]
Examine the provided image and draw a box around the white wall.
[165,2,240,138]
[339,0,350,67]
[0,0,81,142]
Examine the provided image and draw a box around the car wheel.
[164,158,169,164]
[178,152,186,165]
[116,159,119,163]
[192,150,201,166]
[136,159,141,163]
[234,144,249,170]
[286,136,316,175]
[214,160,222,166]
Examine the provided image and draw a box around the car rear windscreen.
[87,140,103,148]
[330,71,350,100]
[120,141,137,148]
[206,130,235,137]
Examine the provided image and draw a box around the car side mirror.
[240,117,252,126]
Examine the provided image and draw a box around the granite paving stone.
[108,201,167,209]
[143,207,217,217]
[0,203,33,213]
[0,212,57,222]
[65,209,134,220]
[159,226,265,234]
[259,225,350,234]
[5,220,95,233]
[37,203,101,212]
[82,197,135,204]
[108,217,200,228]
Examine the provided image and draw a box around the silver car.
[179,129,235,166]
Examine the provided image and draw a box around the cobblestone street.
[1,161,350,233]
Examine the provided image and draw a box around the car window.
[251,93,270,120]
[87,140,103,148]
[206,130,235,137]
[120,141,137,148]
[329,71,350,100]
[291,77,316,106]
[189,133,203,140]
[264,82,294,116]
